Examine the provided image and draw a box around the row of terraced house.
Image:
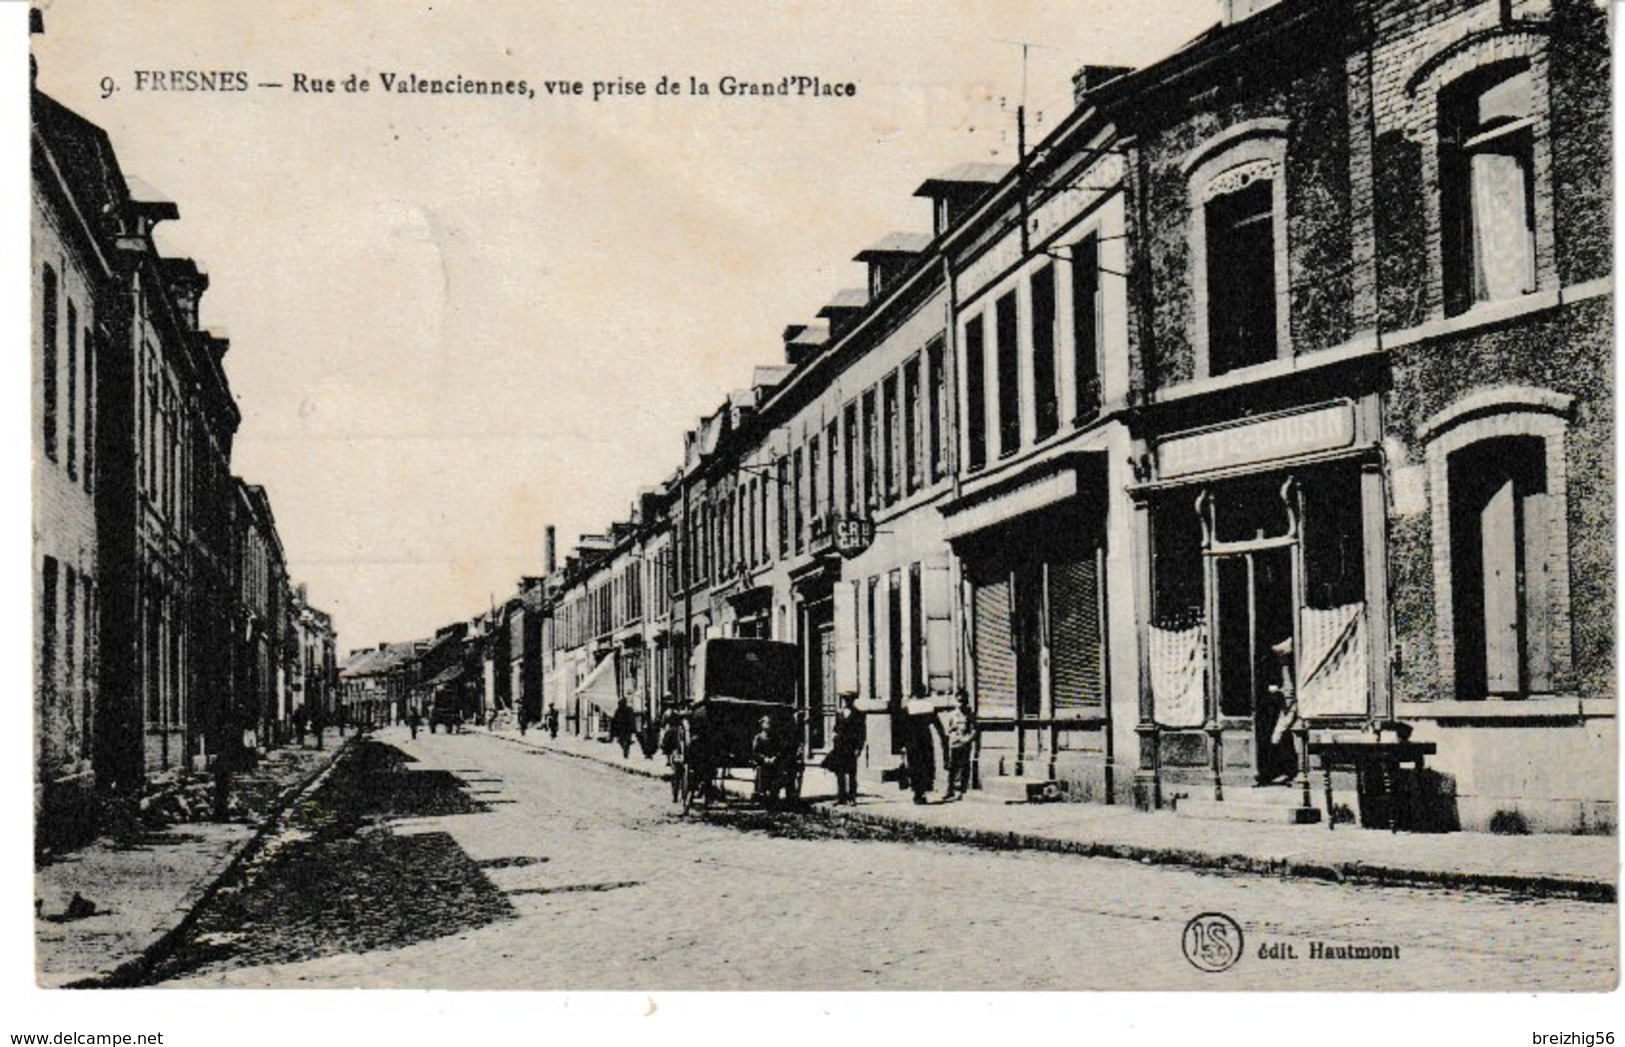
[385,0,1616,834]
[31,50,339,852]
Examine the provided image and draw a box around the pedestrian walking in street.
[407,708,422,740]
[292,704,309,746]
[823,694,865,805]
[903,697,944,805]
[941,691,975,801]
[545,704,560,739]
[611,697,637,759]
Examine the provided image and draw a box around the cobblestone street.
[150,729,1616,991]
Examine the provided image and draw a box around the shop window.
[1071,236,1101,422]
[1031,263,1059,440]
[1206,175,1277,375]
[964,316,987,472]
[1151,496,1204,630]
[995,290,1021,457]
[1440,64,1537,316]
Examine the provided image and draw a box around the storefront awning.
[578,652,619,708]
[426,664,464,689]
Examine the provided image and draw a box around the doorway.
[1213,546,1294,778]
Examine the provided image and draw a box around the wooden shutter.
[973,574,1016,719]
[1048,546,1104,714]
[922,557,955,694]
[1522,491,1551,693]
[834,579,859,697]
[1481,478,1520,694]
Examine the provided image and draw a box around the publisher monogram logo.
[1182,912,1244,973]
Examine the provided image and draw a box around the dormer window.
[1440,64,1537,316]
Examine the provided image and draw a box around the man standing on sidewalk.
[941,691,975,802]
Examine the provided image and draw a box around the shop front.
[945,455,1113,798]
[1137,400,1388,804]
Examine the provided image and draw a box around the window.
[41,556,58,710]
[903,356,922,494]
[42,265,58,462]
[843,402,859,515]
[83,325,96,491]
[964,315,987,472]
[67,302,78,480]
[927,338,947,482]
[861,390,878,509]
[1448,437,1548,697]
[1031,265,1059,440]
[65,567,77,739]
[793,448,805,554]
[882,374,899,504]
[825,419,839,520]
[1071,237,1101,421]
[995,290,1021,456]
[1422,389,1574,703]
[1441,64,1536,316]
[777,458,790,557]
[1206,173,1277,375]
[808,436,822,526]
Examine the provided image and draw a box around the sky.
[28,0,1218,653]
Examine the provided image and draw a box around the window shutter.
[1522,490,1551,692]
[1049,546,1104,714]
[973,574,1016,719]
[834,579,859,697]
[923,557,955,694]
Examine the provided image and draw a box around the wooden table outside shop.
[1306,738,1437,832]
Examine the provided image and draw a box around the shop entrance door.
[1213,546,1294,780]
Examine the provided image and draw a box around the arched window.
[1422,388,1572,700]
[1440,62,1537,315]
[1182,120,1291,379]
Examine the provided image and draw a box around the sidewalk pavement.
[34,735,352,988]
[501,725,1618,903]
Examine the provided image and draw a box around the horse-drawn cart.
[673,638,804,812]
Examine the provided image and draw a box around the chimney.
[1071,65,1132,106]
[544,525,557,574]
[1221,0,1283,26]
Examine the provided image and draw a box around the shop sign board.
[833,515,875,558]
[1158,402,1355,480]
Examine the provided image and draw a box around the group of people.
[898,692,976,805]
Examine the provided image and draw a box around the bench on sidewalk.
[1307,737,1437,832]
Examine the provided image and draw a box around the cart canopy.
[692,638,799,706]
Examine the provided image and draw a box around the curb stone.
[67,737,356,989]
[509,730,1615,904]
